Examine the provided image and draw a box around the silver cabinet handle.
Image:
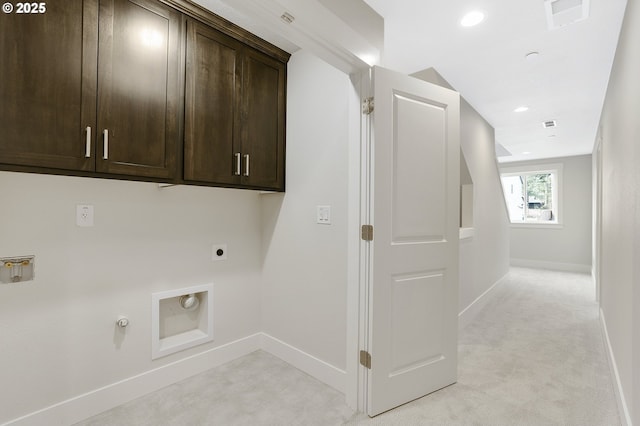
[234,153,241,176]
[103,129,109,160]
[243,154,250,177]
[85,126,91,158]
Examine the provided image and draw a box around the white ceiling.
[196,0,628,163]
[363,0,627,163]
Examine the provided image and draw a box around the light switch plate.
[76,204,94,227]
[317,205,331,225]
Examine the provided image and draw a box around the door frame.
[346,69,371,411]
[594,131,603,303]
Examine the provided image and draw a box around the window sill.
[509,222,564,229]
[459,227,475,240]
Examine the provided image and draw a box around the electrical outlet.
[317,205,331,225]
[76,204,94,227]
[212,244,227,261]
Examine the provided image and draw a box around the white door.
[363,66,460,416]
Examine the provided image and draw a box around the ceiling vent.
[542,120,557,128]
[544,0,590,30]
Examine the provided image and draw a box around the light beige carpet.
[76,268,620,426]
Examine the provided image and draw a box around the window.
[500,164,562,225]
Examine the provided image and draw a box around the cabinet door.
[240,48,286,191]
[96,0,180,179]
[0,0,98,172]
[184,20,241,185]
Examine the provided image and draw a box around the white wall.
[0,46,518,423]
[261,50,350,370]
[457,98,511,318]
[412,68,510,323]
[0,173,263,424]
[504,155,592,272]
[0,48,353,424]
[597,0,640,422]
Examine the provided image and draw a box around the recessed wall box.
[0,256,35,284]
[152,284,214,359]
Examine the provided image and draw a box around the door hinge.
[361,224,374,241]
[362,97,374,115]
[360,350,372,369]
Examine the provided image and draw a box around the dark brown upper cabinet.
[0,0,180,179]
[184,19,286,192]
[0,0,98,172]
[0,0,288,190]
[96,0,180,179]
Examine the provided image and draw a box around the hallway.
[77,268,619,425]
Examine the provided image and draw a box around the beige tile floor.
[76,268,620,426]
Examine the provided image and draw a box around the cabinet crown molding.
[162,0,292,63]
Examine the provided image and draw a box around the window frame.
[500,163,563,228]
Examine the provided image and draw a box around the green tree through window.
[527,173,553,210]
[500,165,561,224]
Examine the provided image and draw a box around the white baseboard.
[2,334,262,426]
[600,309,632,426]
[260,333,347,394]
[510,258,591,274]
[458,275,506,330]
[3,332,347,426]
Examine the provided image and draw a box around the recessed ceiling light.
[460,11,485,27]
[514,106,529,112]
[523,151,532,155]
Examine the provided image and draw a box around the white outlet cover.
[317,205,331,225]
[212,244,228,261]
[76,204,94,227]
